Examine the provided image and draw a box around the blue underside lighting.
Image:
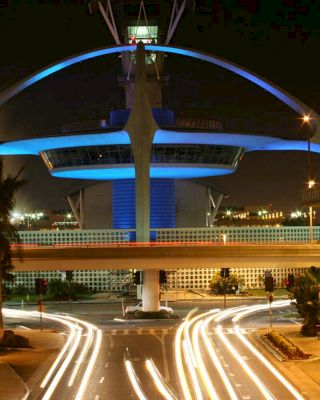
[50,165,234,180]
[1,130,319,156]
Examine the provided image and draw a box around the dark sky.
[0,0,320,212]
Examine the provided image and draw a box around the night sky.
[1,1,320,212]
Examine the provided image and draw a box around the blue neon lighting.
[1,130,319,156]
[0,46,134,106]
[154,130,320,153]
[0,44,318,136]
[50,165,234,180]
[112,179,176,229]
[0,131,130,155]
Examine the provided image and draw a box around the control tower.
[0,1,319,312]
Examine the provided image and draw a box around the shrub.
[0,330,31,348]
[131,310,179,319]
[266,330,310,359]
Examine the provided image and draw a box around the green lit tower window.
[127,25,158,64]
[127,25,158,43]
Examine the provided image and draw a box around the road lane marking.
[19,325,31,330]
[95,395,99,400]
[99,377,105,384]
[105,362,109,368]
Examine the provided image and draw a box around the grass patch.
[248,288,288,297]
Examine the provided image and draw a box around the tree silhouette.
[0,158,24,338]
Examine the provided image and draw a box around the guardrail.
[11,240,319,249]
[16,226,319,246]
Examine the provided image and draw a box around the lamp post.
[303,115,317,244]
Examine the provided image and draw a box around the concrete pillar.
[124,42,160,311]
[142,270,160,312]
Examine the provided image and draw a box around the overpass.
[12,242,320,270]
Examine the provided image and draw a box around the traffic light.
[285,273,295,290]
[159,270,167,284]
[220,268,230,279]
[35,278,48,295]
[264,276,274,292]
[66,271,73,281]
[133,271,142,285]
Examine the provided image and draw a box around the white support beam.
[67,190,85,229]
[211,193,223,226]
[165,0,186,44]
[67,195,81,228]
[96,0,121,45]
[79,189,85,230]
[206,188,224,227]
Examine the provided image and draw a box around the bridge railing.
[16,226,319,246]
[154,226,319,244]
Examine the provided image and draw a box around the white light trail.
[201,318,238,400]
[174,321,193,400]
[182,340,204,400]
[68,323,94,386]
[234,325,303,400]
[230,299,304,400]
[75,328,102,400]
[216,325,274,400]
[146,359,177,400]
[184,321,198,369]
[41,325,83,400]
[125,359,148,400]
[3,308,102,400]
[39,317,78,388]
[192,321,219,400]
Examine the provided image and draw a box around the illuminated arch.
[0,44,319,139]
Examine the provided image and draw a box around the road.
[3,300,303,400]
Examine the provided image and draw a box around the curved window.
[41,144,242,169]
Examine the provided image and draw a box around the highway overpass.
[11,243,320,270]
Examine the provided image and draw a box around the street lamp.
[301,115,316,244]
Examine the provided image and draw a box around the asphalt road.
[3,301,302,400]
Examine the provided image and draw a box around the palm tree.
[292,267,320,336]
[0,158,24,338]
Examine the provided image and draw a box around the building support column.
[142,269,160,312]
[125,42,160,311]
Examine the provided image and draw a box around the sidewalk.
[258,324,320,400]
[0,330,63,400]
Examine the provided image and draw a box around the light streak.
[184,321,198,369]
[234,325,303,400]
[75,328,102,400]
[230,299,303,400]
[3,308,102,400]
[145,359,177,400]
[182,340,204,400]
[39,317,77,388]
[41,325,82,400]
[201,318,238,400]
[68,323,94,386]
[174,321,193,400]
[125,359,148,400]
[216,325,274,400]
[192,321,219,400]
